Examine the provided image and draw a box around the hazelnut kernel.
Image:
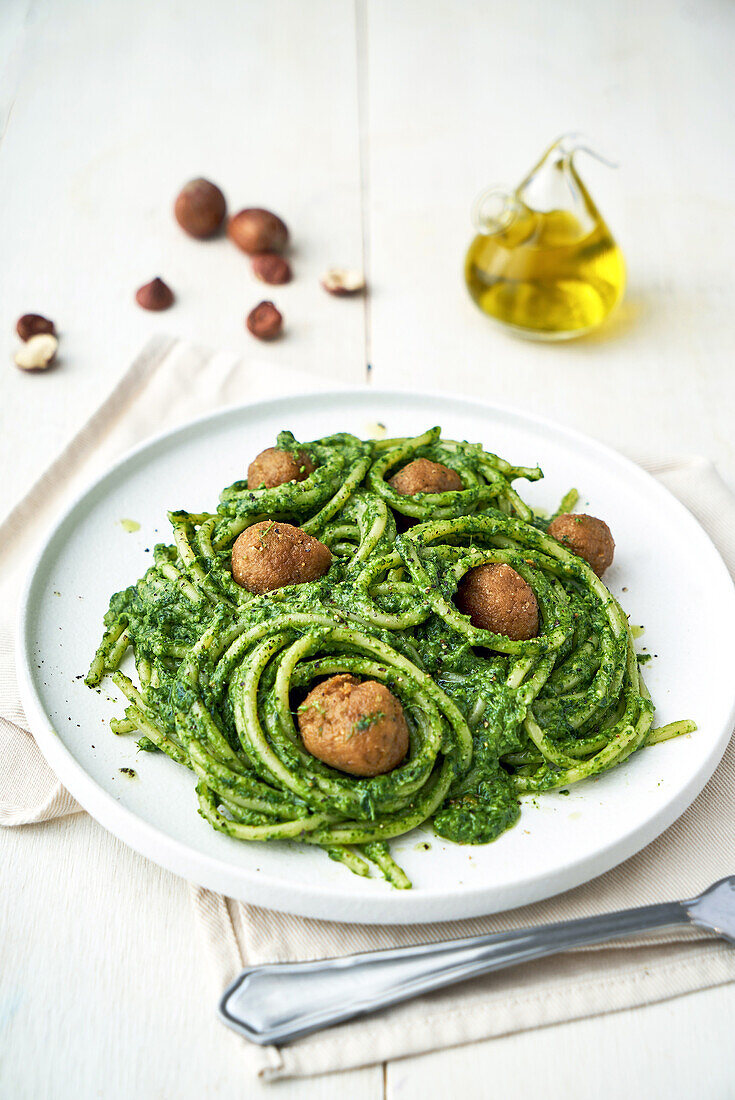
[252,253,292,285]
[321,268,366,296]
[14,333,58,372]
[135,277,174,311]
[246,301,283,341]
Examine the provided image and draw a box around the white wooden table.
[2,2,735,1096]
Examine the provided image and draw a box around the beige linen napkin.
[2,337,734,1080]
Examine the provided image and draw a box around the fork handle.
[219,899,689,1045]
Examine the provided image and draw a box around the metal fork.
[218,875,735,1045]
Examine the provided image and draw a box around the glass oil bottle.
[464,134,626,340]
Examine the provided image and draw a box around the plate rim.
[16,386,735,924]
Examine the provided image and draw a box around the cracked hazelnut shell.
[17,314,56,341]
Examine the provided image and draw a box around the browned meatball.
[389,457,463,496]
[247,447,315,490]
[297,674,409,777]
[547,513,615,577]
[455,563,539,640]
[231,521,331,593]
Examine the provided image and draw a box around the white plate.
[17,389,735,924]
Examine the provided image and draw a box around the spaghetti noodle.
[87,427,694,888]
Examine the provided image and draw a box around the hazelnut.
[252,253,292,285]
[17,313,56,341]
[135,277,174,311]
[14,333,58,372]
[228,208,289,255]
[174,178,226,239]
[321,268,365,296]
[246,301,283,341]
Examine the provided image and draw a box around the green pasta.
[87,427,694,888]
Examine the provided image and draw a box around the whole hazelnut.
[135,277,174,311]
[252,253,292,285]
[246,301,283,341]
[174,178,227,239]
[320,268,366,296]
[14,333,58,372]
[17,313,56,341]
[228,208,289,255]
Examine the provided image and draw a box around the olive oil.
[465,136,626,340]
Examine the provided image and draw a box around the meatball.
[297,674,409,777]
[547,513,614,577]
[247,446,315,490]
[455,563,539,640]
[389,457,463,496]
[231,521,331,593]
